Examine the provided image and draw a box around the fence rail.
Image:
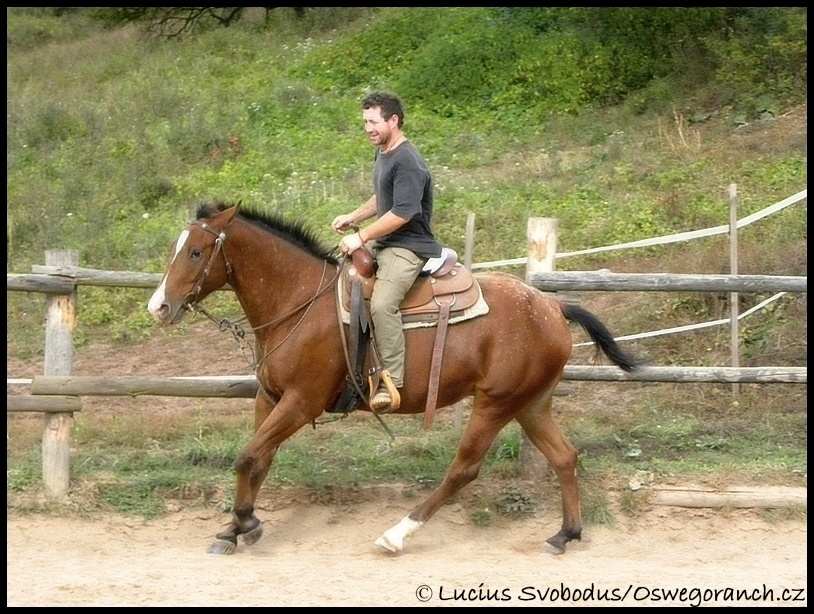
[23,366,807,400]
[9,267,807,294]
[530,271,806,293]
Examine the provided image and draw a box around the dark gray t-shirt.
[372,141,442,259]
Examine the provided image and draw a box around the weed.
[581,488,616,527]
[759,506,807,524]
[471,508,493,527]
[495,489,537,516]
[618,489,650,517]
[7,464,39,493]
[97,482,167,518]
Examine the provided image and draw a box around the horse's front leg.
[207,391,311,555]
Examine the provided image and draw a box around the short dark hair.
[361,91,405,129]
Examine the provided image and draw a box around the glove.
[332,214,356,233]
[340,232,364,254]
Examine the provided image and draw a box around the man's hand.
[339,232,364,254]
[331,214,355,234]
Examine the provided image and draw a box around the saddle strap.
[423,297,453,431]
[349,278,370,379]
[328,264,367,415]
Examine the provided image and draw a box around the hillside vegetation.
[6,8,807,511]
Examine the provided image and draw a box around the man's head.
[361,91,405,129]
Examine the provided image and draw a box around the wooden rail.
[7,395,82,412]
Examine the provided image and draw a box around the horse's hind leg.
[515,387,582,554]
[375,399,511,554]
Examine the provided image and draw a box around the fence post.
[452,212,477,435]
[729,184,740,398]
[41,249,78,498]
[520,218,558,479]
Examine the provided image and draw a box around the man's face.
[363,106,394,146]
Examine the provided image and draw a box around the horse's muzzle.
[148,300,190,325]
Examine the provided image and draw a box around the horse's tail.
[561,303,641,372]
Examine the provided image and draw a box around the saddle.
[331,246,483,430]
[342,247,481,321]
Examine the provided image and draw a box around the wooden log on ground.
[650,485,807,509]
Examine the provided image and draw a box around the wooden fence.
[7,219,807,497]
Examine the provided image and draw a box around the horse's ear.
[218,202,241,226]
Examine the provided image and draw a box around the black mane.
[196,200,339,264]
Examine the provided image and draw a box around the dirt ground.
[7,322,808,607]
[6,492,808,607]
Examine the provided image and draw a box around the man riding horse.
[332,91,442,413]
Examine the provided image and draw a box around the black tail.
[561,303,641,372]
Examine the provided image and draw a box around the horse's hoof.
[375,534,401,553]
[207,538,237,555]
[240,523,263,546]
[545,528,580,555]
[543,540,566,555]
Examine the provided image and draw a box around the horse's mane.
[196,201,339,264]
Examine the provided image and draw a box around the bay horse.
[147,201,640,556]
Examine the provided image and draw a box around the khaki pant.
[369,244,427,388]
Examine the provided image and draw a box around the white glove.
[340,232,364,254]
[331,214,355,233]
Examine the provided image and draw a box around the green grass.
[6,8,807,352]
[566,390,807,483]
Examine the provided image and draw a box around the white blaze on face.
[147,229,190,318]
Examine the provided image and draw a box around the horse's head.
[148,203,240,324]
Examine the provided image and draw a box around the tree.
[102,7,305,38]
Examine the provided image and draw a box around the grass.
[566,385,807,481]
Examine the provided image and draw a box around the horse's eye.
[190,248,203,261]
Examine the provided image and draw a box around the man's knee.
[370,278,406,316]
[369,292,398,318]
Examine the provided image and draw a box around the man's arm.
[331,195,378,233]
[338,209,409,255]
[357,211,408,244]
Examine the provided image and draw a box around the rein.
[252,260,335,370]
[191,259,339,371]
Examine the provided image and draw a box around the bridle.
[187,220,233,305]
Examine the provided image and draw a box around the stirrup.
[368,369,401,412]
